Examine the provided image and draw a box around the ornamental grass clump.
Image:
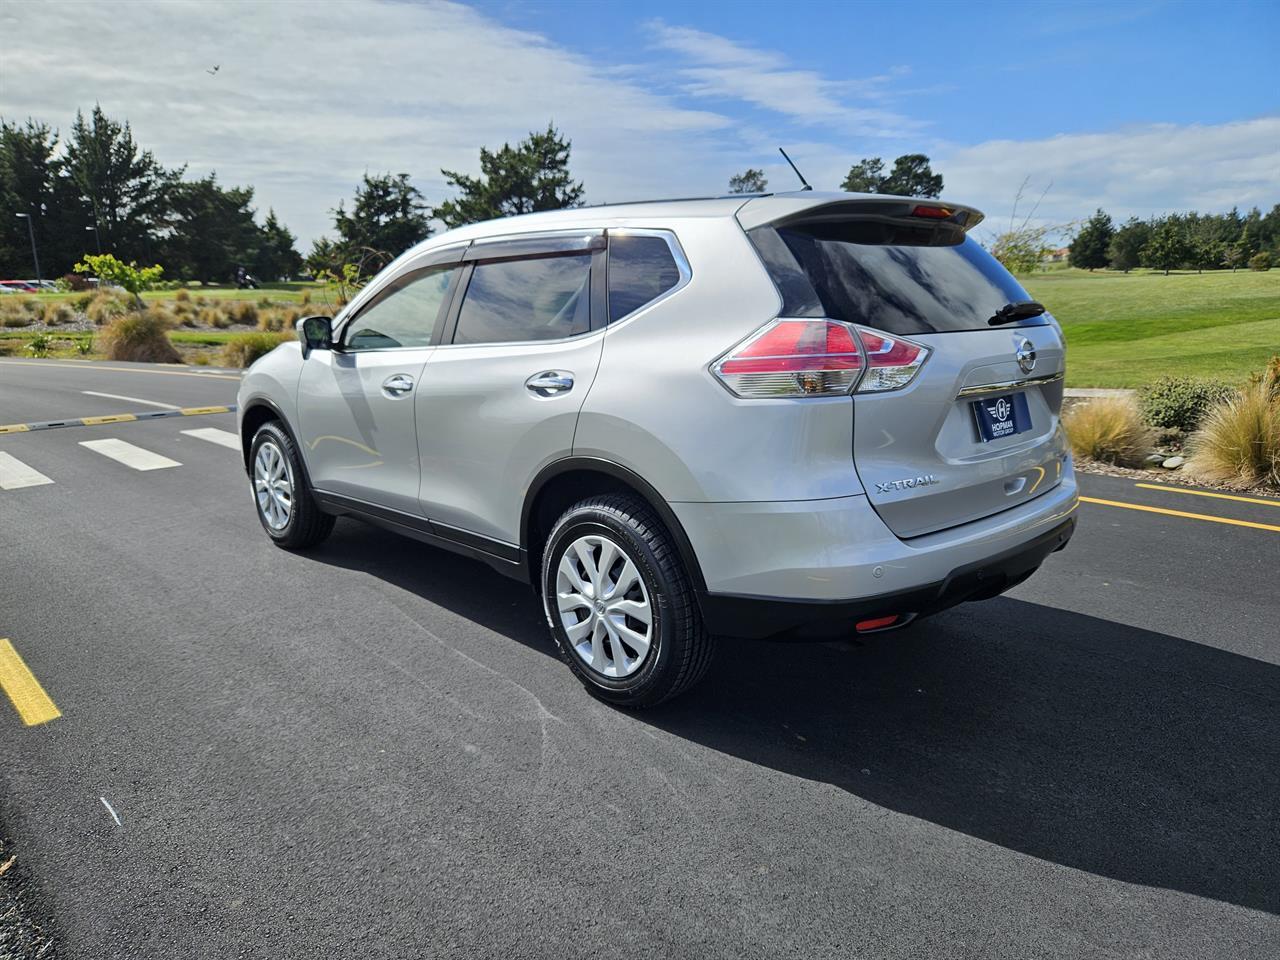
[1188,379,1280,489]
[1062,397,1154,467]
[219,331,292,368]
[99,306,180,363]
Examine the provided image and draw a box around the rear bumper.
[671,468,1078,640]
[699,515,1074,640]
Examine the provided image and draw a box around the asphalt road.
[1,358,1277,959]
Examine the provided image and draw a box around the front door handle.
[525,371,574,396]
[382,373,415,397]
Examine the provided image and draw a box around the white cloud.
[1,1,1275,254]
[935,118,1280,239]
[0,0,740,246]
[646,20,919,135]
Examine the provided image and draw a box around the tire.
[249,421,335,549]
[541,493,714,707]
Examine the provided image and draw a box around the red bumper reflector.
[856,615,899,632]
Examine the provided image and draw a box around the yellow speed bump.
[0,423,31,434]
[1079,496,1280,533]
[180,406,231,416]
[0,639,61,726]
[81,414,138,426]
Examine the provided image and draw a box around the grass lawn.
[1021,268,1280,388]
[19,282,326,304]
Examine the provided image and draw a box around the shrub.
[0,300,33,327]
[70,291,95,312]
[26,334,52,357]
[75,336,94,355]
[1063,397,1154,467]
[1138,377,1238,432]
[198,306,231,329]
[257,306,300,332]
[219,331,293,368]
[1188,382,1280,488]
[1248,251,1272,271]
[86,291,132,325]
[60,273,91,291]
[41,302,78,326]
[99,307,181,363]
[174,288,192,302]
[231,300,259,325]
[299,289,312,306]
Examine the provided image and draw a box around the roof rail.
[582,192,773,209]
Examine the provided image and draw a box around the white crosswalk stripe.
[0,451,55,490]
[79,438,182,471]
[180,427,240,450]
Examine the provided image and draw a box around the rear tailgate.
[742,195,1070,539]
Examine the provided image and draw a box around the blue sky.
[2,0,1276,246]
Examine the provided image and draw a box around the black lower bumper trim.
[699,517,1076,641]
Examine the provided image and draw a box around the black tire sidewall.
[250,422,303,542]
[542,511,675,699]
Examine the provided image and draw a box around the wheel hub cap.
[555,534,653,679]
[253,440,293,530]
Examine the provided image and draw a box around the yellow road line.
[0,639,61,726]
[1080,496,1280,533]
[0,360,240,381]
[0,424,31,434]
[1133,482,1280,508]
[81,413,138,425]
[180,406,231,416]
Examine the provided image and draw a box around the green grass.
[20,282,325,304]
[1021,268,1280,388]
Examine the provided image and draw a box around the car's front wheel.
[541,494,714,707]
[249,421,334,549]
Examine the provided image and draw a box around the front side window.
[453,254,591,345]
[607,234,682,322]
[343,266,455,350]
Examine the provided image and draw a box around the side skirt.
[312,490,530,584]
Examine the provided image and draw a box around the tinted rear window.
[608,234,682,321]
[755,225,1046,336]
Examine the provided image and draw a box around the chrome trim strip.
[956,372,1064,399]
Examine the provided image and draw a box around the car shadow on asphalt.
[313,519,1280,916]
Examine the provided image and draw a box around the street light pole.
[15,213,42,287]
[86,224,102,255]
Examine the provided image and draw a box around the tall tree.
[879,154,944,198]
[61,105,178,265]
[0,119,84,277]
[727,168,768,194]
[839,154,943,197]
[1108,218,1150,272]
[332,172,431,274]
[436,124,584,228]
[1141,216,1190,275]
[1069,209,1114,270]
[158,173,261,282]
[254,209,302,281]
[840,157,885,193]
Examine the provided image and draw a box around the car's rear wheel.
[541,493,714,707]
[250,421,334,549]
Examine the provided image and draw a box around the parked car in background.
[0,280,40,292]
[236,191,1078,706]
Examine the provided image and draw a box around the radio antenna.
[778,148,812,191]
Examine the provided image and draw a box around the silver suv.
[238,192,1077,706]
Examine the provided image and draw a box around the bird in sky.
[206,65,220,76]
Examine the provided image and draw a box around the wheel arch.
[239,398,314,489]
[521,457,708,601]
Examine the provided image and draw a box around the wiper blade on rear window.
[988,300,1046,326]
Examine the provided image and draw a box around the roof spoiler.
[736,194,984,236]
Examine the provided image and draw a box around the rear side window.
[607,234,681,321]
[453,254,591,344]
[344,265,455,350]
[753,226,1046,336]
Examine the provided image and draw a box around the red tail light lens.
[854,327,929,393]
[911,204,953,219]
[714,319,864,397]
[714,319,929,398]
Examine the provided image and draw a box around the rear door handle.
[525,371,574,396]
[382,374,415,397]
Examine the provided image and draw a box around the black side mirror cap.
[298,315,334,359]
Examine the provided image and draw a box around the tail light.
[712,319,928,398]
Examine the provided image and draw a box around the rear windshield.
[751,223,1047,336]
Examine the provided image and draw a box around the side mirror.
[298,315,333,359]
